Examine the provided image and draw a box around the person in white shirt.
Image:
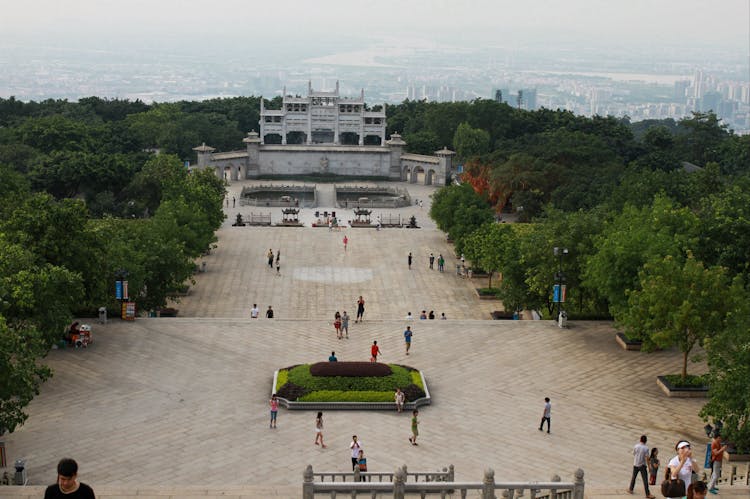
[668,440,701,498]
[250,304,259,319]
[349,436,363,471]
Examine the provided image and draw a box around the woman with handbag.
[665,440,700,498]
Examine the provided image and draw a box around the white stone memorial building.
[194,82,454,185]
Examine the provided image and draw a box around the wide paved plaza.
[1,181,740,498]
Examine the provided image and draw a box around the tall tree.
[620,254,740,380]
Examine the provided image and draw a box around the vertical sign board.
[122,280,129,300]
[121,302,136,321]
[115,280,123,300]
[553,284,567,303]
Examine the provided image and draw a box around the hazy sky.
[2,0,748,51]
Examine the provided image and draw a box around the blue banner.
[115,280,123,300]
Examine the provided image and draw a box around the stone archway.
[402,165,412,182]
[411,166,425,184]
[425,169,435,186]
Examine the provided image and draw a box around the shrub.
[309,361,392,377]
[276,382,308,401]
[276,363,425,402]
[275,369,288,390]
[299,391,395,402]
[664,374,707,388]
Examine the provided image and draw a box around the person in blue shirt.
[404,326,413,355]
[329,351,337,362]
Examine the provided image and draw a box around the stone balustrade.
[302,465,584,499]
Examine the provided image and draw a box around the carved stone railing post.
[354,466,360,482]
[302,464,314,499]
[448,464,455,481]
[573,469,585,499]
[393,466,406,499]
[482,468,496,499]
[550,474,560,499]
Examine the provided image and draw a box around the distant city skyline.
[1,1,749,132]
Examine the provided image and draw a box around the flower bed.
[273,362,430,409]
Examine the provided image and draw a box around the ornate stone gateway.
[193,83,455,185]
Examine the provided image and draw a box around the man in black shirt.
[44,458,95,498]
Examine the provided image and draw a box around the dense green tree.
[675,112,730,166]
[583,195,700,318]
[452,122,490,161]
[429,183,493,254]
[620,254,740,380]
[0,317,52,435]
[403,130,440,155]
[700,300,750,451]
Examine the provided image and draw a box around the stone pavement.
[0,181,744,499]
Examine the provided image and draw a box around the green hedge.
[664,374,708,388]
[275,363,426,402]
[298,390,395,402]
[287,364,412,391]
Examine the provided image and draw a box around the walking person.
[250,303,259,319]
[627,435,655,498]
[44,458,95,499]
[341,311,350,338]
[232,196,235,207]
[409,410,419,445]
[276,259,280,276]
[708,432,728,494]
[314,412,327,448]
[395,387,405,412]
[407,252,412,269]
[343,235,348,252]
[334,311,342,339]
[350,435,363,470]
[370,340,381,362]
[648,448,660,486]
[404,326,413,355]
[538,397,551,433]
[267,249,274,268]
[269,394,279,428]
[429,253,435,269]
[357,450,367,481]
[266,305,274,318]
[356,295,365,323]
[438,254,445,272]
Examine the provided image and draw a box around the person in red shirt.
[370,340,381,362]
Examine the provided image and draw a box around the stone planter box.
[475,288,501,300]
[491,311,515,320]
[272,370,431,410]
[656,376,709,398]
[615,332,642,351]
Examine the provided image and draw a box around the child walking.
[357,450,367,481]
[409,410,419,445]
[269,394,279,429]
[314,412,327,448]
[648,448,659,486]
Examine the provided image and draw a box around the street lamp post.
[553,247,568,323]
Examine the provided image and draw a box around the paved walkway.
[0,181,743,498]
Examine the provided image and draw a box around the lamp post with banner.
[553,247,568,326]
